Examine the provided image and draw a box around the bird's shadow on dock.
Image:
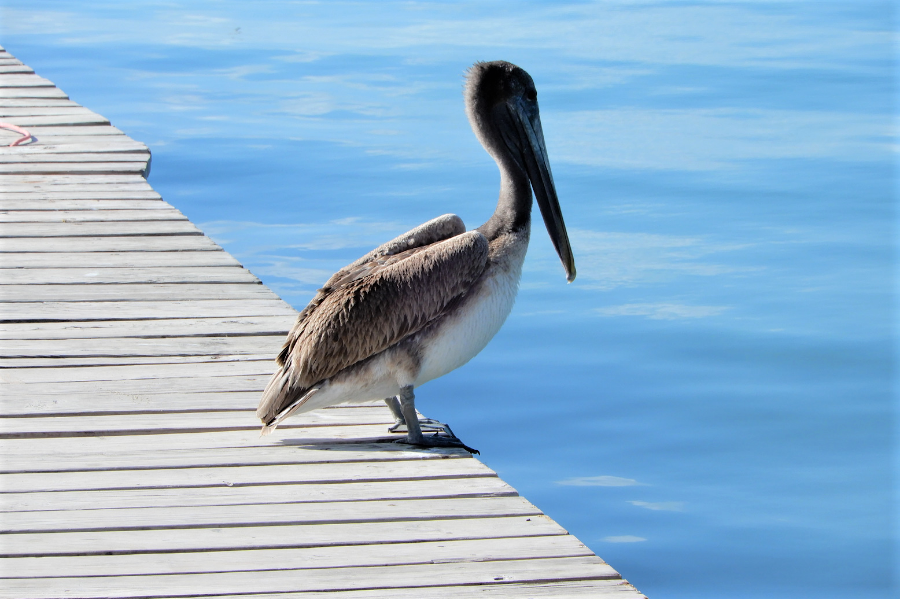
[273,437,469,456]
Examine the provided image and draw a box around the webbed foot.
[391,386,478,454]
[394,431,479,455]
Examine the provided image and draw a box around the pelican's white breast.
[415,228,529,386]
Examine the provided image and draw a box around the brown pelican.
[257,61,575,452]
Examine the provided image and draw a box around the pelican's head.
[465,61,576,283]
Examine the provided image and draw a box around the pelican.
[257,61,575,452]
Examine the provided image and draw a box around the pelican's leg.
[385,396,405,430]
[386,394,457,434]
[396,385,479,454]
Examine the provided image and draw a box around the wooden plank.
[0,113,110,126]
[0,251,240,268]
[0,208,185,222]
[1,374,272,398]
[0,556,619,599]
[0,407,389,438]
[0,173,149,184]
[0,74,55,87]
[0,98,78,107]
[0,87,67,98]
[0,299,295,321]
[0,334,283,357]
[0,514,564,558]
[0,359,276,383]
[0,220,202,237]
[0,475,509,514]
[0,266,258,284]
[0,315,295,339]
[0,457,493,493]
[0,353,273,368]
[0,141,148,154]
[0,425,422,456]
[0,441,468,473]
[0,106,99,117]
[7,125,126,136]
[0,136,147,149]
[0,283,278,302]
[0,284,281,303]
[1,389,265,416]
[0,536,590,579]
[0,162,149,175]
[0,183,155,194]
[170,581,645,599]
[0,65,33,74]
[0,151,148,163]
[0,199,165,210]
[0,236,221,252]
[1,496,541,534]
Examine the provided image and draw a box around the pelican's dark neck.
[477,157,532,242]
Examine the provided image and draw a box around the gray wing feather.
[258,216,487,422]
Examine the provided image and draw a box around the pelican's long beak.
[511,97,576,283]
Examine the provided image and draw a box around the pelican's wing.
[274,214,466,369]
[258,216,487,422]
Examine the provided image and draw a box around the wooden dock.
[0,46,645,598]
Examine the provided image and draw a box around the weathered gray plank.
[0,136,147,149]
[7,124,125,136]
[0,151,147,163]
[0,441,466,473]
[0,514,564,559]
[2,496,541,534]
[0,220,201,237]
[0,74,54,87]
[0,334,283,357]
[0,183,155,194]
[0,266,258,284]
[184,581,645,599]
[0,536,590,579]
[0,87,67,98]
[0,113,110,126]
[0,407,386,437]
[1,353,273,368]
[0,141,148,154]
[2,374,273,397]
[0,457,492,493]
[0,199,163,212]
[0,425,421,456]
[0,283,278,303]
[0,299,294,321]
[0,173,149,184]
[0,315,294,339]
[1,389,263,416]
[0,162,149,175]
[0,208,185,222]
[0,475,509,515]
[0,556,619,599]
[0,199,165,210]
[0,235,221,252]
[0,98,79,107]
[0,359,275,383]
[0,106,98,117]
[0,251,239,268]
[0,65,33,74]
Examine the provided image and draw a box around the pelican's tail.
[257,366,320,435]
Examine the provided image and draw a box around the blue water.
[2,2,895,597]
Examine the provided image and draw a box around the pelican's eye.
[525,88,537,102]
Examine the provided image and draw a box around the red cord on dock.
[0,121,32,146]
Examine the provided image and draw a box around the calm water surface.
[2,2,895,597]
